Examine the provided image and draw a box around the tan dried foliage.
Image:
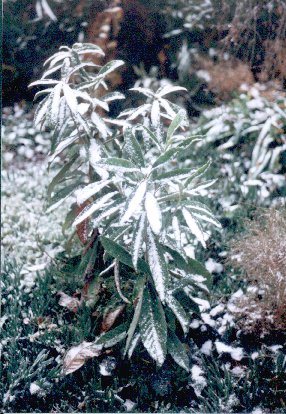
[228,208,286,334]
[261,39,286,81]
[196,56,255,102]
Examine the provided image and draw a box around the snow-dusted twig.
[114,259,130,304]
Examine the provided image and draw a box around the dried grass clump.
[196,56,254,102]
[228,208,286,335]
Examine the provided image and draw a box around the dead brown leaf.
[58,291,80,313]
[100,304,125,333]
[63,341,102,375]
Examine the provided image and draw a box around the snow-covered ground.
[1,162,66,291]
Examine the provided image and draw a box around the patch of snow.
[123,399,136,412]
[205,258,223,274]
[191,365,206,396]
[215,341,244,361]
[210,304,225,317]
[201,340,213,355]
[30,383,42,395]
[251,352,259,360]
[201,313,215,327]
[190,319,200,329]
[268,345,283,353]
[99,357,117,376]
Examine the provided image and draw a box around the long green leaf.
[139,285,167,366]
[167,110,186,143]
[155,167,195,182]
[96,158,140,173]
[124,127,145,167]
[152,147,179,168]
[147,227,169,302]
[124,287,144,356]
[167,330,190,372]
[47,153,78,199]
[100,236,150,275]
[95,324,127,348]
[166,293,189,334]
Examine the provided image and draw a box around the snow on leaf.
[96,158,140,174]
[189,210,221,228]
[127,333,141,359]
[156,85,187,98]
[34,96,50,127]
[159,98,176,118]
[146,226,169,301]
[187,179,217,195]
[58,291,80,313]
[167,109,186,142]
[166,293,189,334]
[75,180,111,205]
[89,139,104,165]
[29,79,59,88]
[130,87,155,98]
[41,0,57,21]
[123,127,145,167]
[167,330,190,371]
[102,91,125,102]
[132,212,146,270]
[49,133,79,163]
[92,202,122,228]
[63,342,102,375]
[41,63,62,79]
[126,104,152,121]
[63,83,78,114]
[73,191,117,226]
[50,82,62,127]
[121,181,147,224]
[182,208,206,248]
[91,111,111,138]
[43,50,69,68]
[139,285,167,366]
[151,100,160,128]
[145,192,162,235]
[97,60,124,79]
[172,216,181,248]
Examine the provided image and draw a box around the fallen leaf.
[58,291,80,313]
[76,201,90,245]
[63,341,102,375]
[100,305,125,333]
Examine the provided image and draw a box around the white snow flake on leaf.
[132,212,146,270]
[75,180,111,205]
[139,287,167,366]
[145,192,162,235]
[182,208,206,247]
[146,226,168,302]
[121,181,147,224]
[73,191,117,226]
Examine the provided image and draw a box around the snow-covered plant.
[31,43,221,372]
[196,85,286,181]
